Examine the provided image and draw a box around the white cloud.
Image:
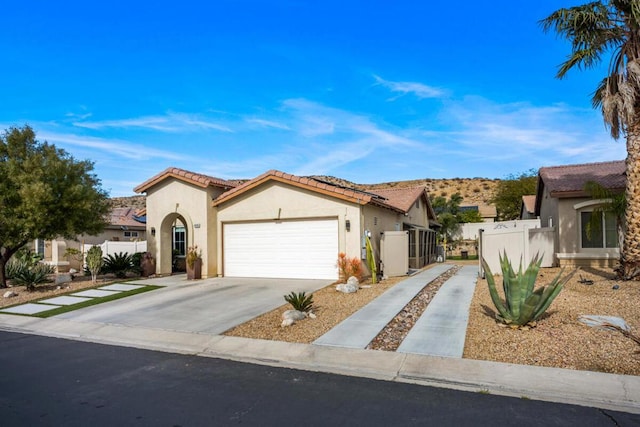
[73,112,232,133]
[418,97,626,173]
[245,118,291,130]
[373,75,446,100]
[39,131,189,161]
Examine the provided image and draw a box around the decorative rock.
[3,291,17,298]
[55,273,73,285]
[308,311,317,319]
[336,282,358,293]
[281,309,307,327]
[612,284,620,290]
[69,268,78,274]
[347,276,359,286]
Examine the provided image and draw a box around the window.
[173,226,186,256]
[124,231,139,238]
[35,239,45,257]
[581,211,618,249]
[415,199,420,209]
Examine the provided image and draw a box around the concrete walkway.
[314,264,453,348]
[398,265,477,357]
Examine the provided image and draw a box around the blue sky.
[0,1,627,196]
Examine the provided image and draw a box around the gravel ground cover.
[464,267,640,376]
[223,275,407,343]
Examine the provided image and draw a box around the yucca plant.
[284,291,314,313]
[482,252,577,327]
[11,263,54,291]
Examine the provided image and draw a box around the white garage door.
[224,219,338,280]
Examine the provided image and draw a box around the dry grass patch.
[464,267,640,376]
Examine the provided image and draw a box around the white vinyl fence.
[479,227,554,276]
[455,219,541,240]
[82,240,147,261]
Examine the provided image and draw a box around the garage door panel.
[224,219,338,280]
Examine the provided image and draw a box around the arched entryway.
[157,212,193,276]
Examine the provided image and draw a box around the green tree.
[0,125,110,287]
[431,192,466,251]
[541,2,640,279]
[491,170,537,221]
[458,209,484,223]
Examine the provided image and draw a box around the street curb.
[1,314,638,415]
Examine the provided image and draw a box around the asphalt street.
[0,331,637,426]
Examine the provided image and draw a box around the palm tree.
[541,1,640,280]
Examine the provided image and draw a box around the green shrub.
[11,263,54,291]
[102,252,134,278]
[482,252,576,327]
[284,291,314,312]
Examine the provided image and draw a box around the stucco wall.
[556,196,620,268]
[145,178,226,277]
[403,197,429,228]
[216,181,363,276]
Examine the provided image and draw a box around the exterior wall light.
[345,220,351,232]
[151,227,156,237]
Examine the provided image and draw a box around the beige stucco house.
[135,167,439,280]
[36,207,147,272]
[534,160,625,268]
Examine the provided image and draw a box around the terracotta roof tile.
[539,160,625,196]
[134,167,237,193]
[212,170,388,208]
[369,186,426,212]
[109,207,146,228]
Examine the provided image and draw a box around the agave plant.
[11,263,54,291]
[482,252,576,327]
[284,291,314,313]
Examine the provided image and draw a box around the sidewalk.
[0,266,638,415]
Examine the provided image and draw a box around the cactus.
[482,252,576,327]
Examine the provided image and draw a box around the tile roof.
[521,195,536,214]
[212,170,405,213]
[369,186,426,212]
[539,160,625,196]
[134,167,237,193]
[108,207,146,228]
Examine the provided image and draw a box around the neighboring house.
[459,204,497,222]
[534,160,625,268]
[520,195,536,220]
[135,167,439,280]
[34,206,147,272]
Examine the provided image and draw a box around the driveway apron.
[56,276,332,335]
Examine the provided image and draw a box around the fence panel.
[479,227,555,276]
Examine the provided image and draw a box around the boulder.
[55,273,73,285]
[336,282,358,293]
[347,276,359,286]
[3,291,17,298]
[281,309,307,327]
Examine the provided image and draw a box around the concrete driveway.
[57,275,333,334]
